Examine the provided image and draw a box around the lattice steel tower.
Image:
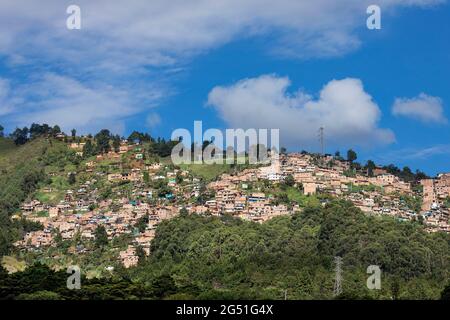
[333,256,343,297]
[318,127,324,155]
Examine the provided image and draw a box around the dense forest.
[128,200,450,300]
[0,200,449,299]
[0,138,53,255]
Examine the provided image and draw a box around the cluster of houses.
[186,153,449,232]
[12,144,450,269]
[420,173,450,232]
[15,196,178,267]
[14,142,189,268]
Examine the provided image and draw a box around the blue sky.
[0,1,449,175]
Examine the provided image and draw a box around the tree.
[29,123,51,139]
[284,174,295,187]
[347,149,357,164]
[71,129,77,138]
[95,129,111,154]
[17,290,62,300]
[176,172,183,184]
[390,277,401,300]
[202,139,212,151]
[400,166,415,182]
[151,274,177,298]
[82,140,95,157]
[128,131,152,144]
[180,207,188,217]
[135,215,149,233]
[0,124,4,137]
[11,127,29,145]
[112,135,121,153]
[136,245,147,265]
[366,160,376,177]
[415,170,429,181]
[143,171,150,185]
[52,125,61,135]
[68,173,76,185]
[94,225,109,248]
[441,283,450,300]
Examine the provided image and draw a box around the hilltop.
[0,125,449,300]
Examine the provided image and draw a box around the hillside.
[0,137,16,153]
[1,200,447,300]
[129,200,450,300]
[0,133,449,300]
[0,137,73,255]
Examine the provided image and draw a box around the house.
[303,182,317,195]
[119,246,139,268]
[69,142,86,150]
[248,193,266,202]
[48,207,60,218]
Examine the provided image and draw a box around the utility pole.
[318,127,324,155]
[333,256,343,297]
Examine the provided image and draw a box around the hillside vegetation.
[0,132,449,300]
[1,200,449,300]
[129,200,450,300]
[0,137,77,255]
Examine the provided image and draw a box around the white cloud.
[0,0,445,131]
[392,93,446,123]
[146,113,162,128]
[0,0,445,68]
[207,75,395,149]
[373,145,450,166]
[2,73,164,135]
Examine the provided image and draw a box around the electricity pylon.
[333,256,343,297]
[318,127,324,155]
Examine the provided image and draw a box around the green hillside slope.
[0,137,73,255]
[130,200,450,300]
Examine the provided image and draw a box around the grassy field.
[0,137,16,151]
[179,163,232,181]
[161,154,255,181]
[284,186,320,207]
[0,137,66,170]
[0,138,17,163]
[1,256,27,273]
[265,186,320,208]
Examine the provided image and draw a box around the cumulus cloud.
[392,93,447,123]
[0,0,445,74]
[0,0,445,131]
[2,73,164,135]
[207,75,395,149]
[0,0,444,66]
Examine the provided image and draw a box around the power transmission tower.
[318,127,324,155]
[333,256,343,297]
